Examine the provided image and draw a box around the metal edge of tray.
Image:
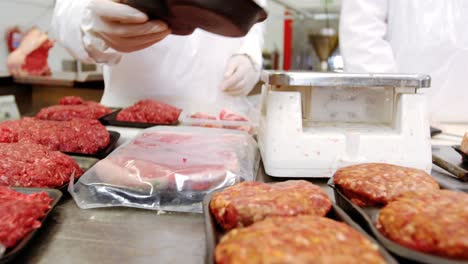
[202,190,398,264]
[261,71,431,88]
[327,179,468,264]
[58,156,100,193]
[1,188,63,264]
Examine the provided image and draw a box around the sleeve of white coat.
[339,0,397,73]
[51,0,121,65]
[236,0,266,70]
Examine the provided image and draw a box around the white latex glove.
[83,0,171,53]
[220,54,261,96]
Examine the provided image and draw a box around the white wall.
[0,0,72,72]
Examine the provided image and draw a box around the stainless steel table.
[14,196,205,264]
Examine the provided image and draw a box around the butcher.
[51,0,266,111]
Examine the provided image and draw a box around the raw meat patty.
[94,131,247,192]
[333,163,439,206]
[0,187,52,248]
[215,215,386,264]
[0,142,84,188]
[116,99,182,124]
[0,117,110,154]
[377,190,468,260]
[36,96,112,121]
[210,181,332,230]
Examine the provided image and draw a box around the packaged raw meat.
[0,142,84,188]
[116,99,182,124]
[181,109,254,133]
[0,117,110,154]
[36,96,112,121]
[70,126,259,213]
[0,187,52,248]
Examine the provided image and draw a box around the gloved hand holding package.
[70,126,259,213]
[82,0,171,53]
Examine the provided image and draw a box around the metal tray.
[0,188,62,264]
[203,190,398,264]
[328,179,468,264]
[453,145,468,164]
[64,130,120,159]
[432,146,468,191]
[99,110,179,129]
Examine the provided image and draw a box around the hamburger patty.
[376,190,468,260]
[333,163,439,206]
[215,215,386,264]
[210,181,332,230]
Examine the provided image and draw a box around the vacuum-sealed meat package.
[70,126,259,213]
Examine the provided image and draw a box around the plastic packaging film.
[69,126,259,213]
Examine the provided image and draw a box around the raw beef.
[219,109,249,121]
[21,39,53,76]
[0,142,84,188]
[187,109,251,132]
[0,187,52,248]
[36,96,112,121]
[210,181,332,230]
[215,215,386,264]
[333,163,439,206]
[116,99,182,124]
[0,118,110,154]
[94,131,247,192]
[377,190,468,260]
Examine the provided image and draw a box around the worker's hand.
[220,55,260,96]
[83,0,171,53]
[6,49,28,77]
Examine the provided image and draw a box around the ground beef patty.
[117,99,182,124]
[377,190,468,260]
[215,215,386,264]
[210,181,332,230]
[0,117,110,154]
[36,96,112,121]
[333,163,439,206]
[0,142,84,188]
[0,187,52,248]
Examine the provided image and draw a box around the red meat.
[116,99,182,124]
[215,215,386,264]
[36,96,112,121]
[59,96,85,105]
[21,39,53,76]
[219,109,249,121]
[210,181,332,230]
[0,142,84,188]
[94,131,245,192]
[377,190,468,259]
[0,118,110,154]
[333,163,439,206]
[0,187,52,248]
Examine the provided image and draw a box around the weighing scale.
[258,71,432,177]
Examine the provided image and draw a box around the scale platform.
[258,71,432,178]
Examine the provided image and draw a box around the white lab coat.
[340,0,468,123]
[51,0,265,114]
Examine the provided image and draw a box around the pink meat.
[219,109,249,121]
[95,131,243,191]
[190,112,218,120]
